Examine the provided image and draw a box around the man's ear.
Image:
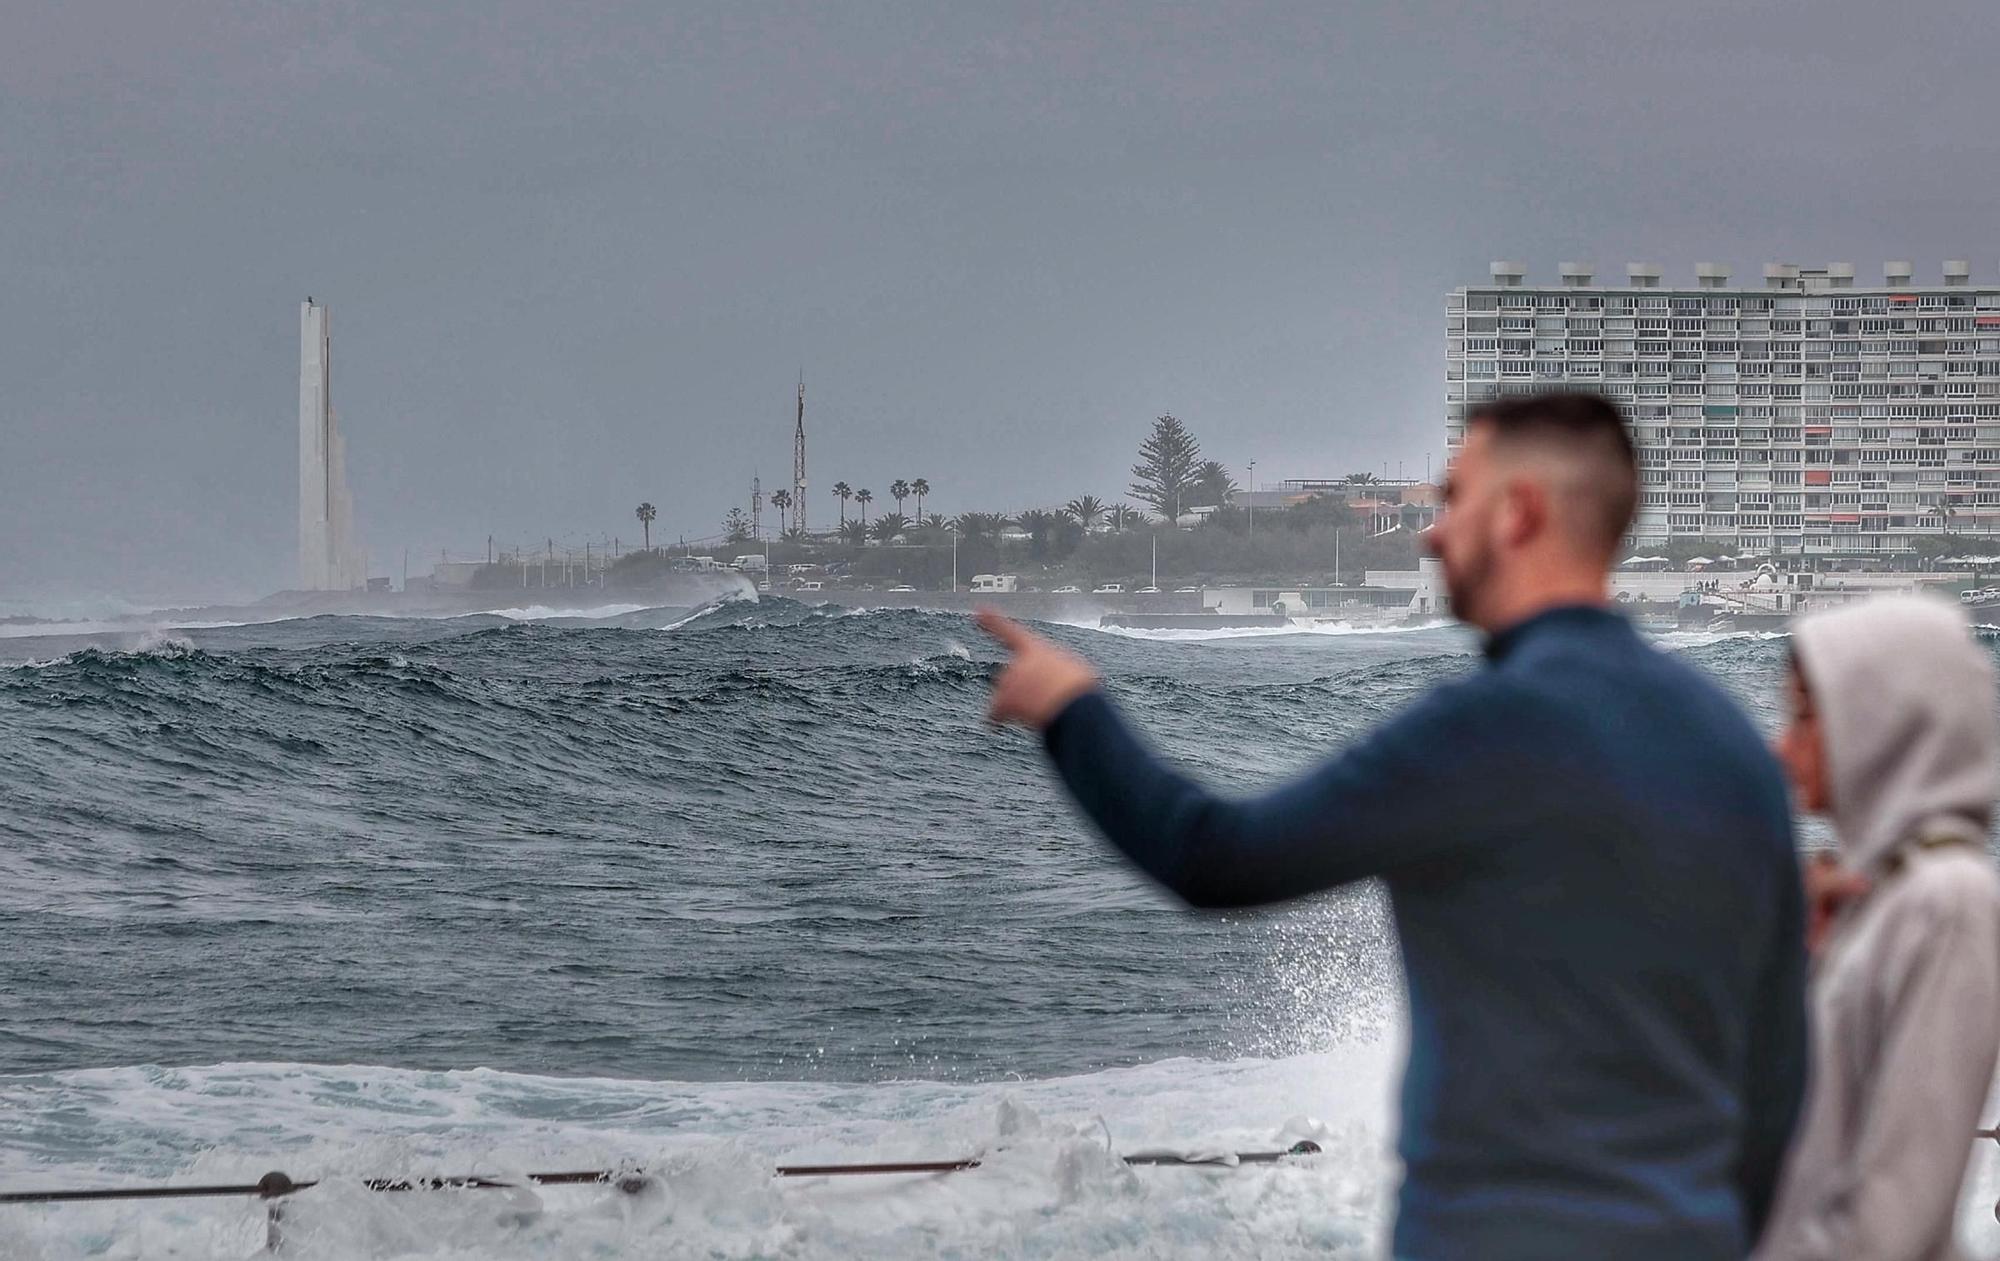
[1498,476,1546,550]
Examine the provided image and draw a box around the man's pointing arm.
[978,609,1519,907]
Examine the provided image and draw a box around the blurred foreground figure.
[980,392,1805,1261]
[1758,598,2000,1261]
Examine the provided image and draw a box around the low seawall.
[798,590,1205,622]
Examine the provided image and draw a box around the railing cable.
[0,1141,1323,1207]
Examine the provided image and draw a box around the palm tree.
[634,502,657,551]
[1015,508,1060,559]
[832,481,852,527]
[872,512,910,543]
[890,479,911,516]
[1065,495,1104,530]
[952,511,1005,540]
[1190,460,1238,510]
[1345,471,1380,485]
[911,478,930,519]
[855,487,873,525]
[1108,503,1139,531]
[769,488,792,536]
[840,519,869,547]
[926,512,946,530]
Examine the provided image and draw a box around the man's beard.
[1442,539,1493,629]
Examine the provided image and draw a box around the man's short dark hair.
[1467,391,1638,554]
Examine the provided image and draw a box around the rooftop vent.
[1945,260,1971,286]
[1764,263,1801,290]
[1885,261,1913,284]
[1695,263,1731,289]
[1558,262,1593,287]
[1626,263,1662,289]
[1489,261,1526,287]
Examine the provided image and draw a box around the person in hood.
[1759,595,2000,1261]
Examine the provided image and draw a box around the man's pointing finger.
[976,607,1034,653]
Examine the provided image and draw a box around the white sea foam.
[0,617,253,640]
[7,632,206,669]
[15,1050,1993,1258]
[0,1048,1398,1258]
[1959,1075,2000,1254]
[130,630,197,656]
[481,603,657,621]
[0,595,170,624]
[1647,628,1794,649]
[652,591,767,633]
[1076,620,1458,643]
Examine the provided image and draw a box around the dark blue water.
[0,602,1796,1083]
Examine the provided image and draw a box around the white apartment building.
[1446,260,2000,556]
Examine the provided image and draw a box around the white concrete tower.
[298,299,361,589]
[791,378,807,536]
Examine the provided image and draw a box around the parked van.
[969,574,1019,593]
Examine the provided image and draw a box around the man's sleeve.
[1738,850,1808,1246]
[1038,678,1546,908]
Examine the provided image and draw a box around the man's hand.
[976,608,1101,730]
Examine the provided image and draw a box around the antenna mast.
[792,376,808,537]
[751,472,763,541]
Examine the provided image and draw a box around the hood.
[1792,595,1998,870]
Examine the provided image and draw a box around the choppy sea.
[1,597,1996,1257]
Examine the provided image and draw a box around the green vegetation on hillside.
[590,412,1428,591]
[598,494,1422,592]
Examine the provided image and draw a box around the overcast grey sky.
[5,1,1997,606]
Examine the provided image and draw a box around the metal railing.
[0,1142,1324,1252]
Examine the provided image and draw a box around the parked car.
[1051,584,1082,594]
[1135,586,1161,594]
[1174,585,1201,593]
[1092,583,1125,594]
[887,585,917,592]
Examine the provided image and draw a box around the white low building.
[1208,560,1452,618]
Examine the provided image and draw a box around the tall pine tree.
[1129,414,1202,522]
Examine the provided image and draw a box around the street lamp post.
[1247,459,1256,542]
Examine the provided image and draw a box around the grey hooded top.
[1756,596,2000,1261]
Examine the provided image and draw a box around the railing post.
[257,1172,295,1253]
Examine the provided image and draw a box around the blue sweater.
[1041,605,1805,1260]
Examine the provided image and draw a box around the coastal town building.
[1447,261,2000,556]
[1237,478,1440,535]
